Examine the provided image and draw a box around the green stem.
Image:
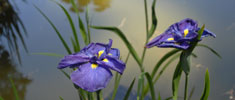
[141,0,149,65]
[184,75,189,100]
[86,6,91,44]
[96,91,101,100]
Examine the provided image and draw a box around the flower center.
[103,58,109,62]
[167,38,174,41]
[98,50,104,58]
[91,64,98,69]
[184,29,189,37]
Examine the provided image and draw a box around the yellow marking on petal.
[103,58,109,62]
[167,38,174,41]
[184,29,189,37]
[91,64,98,69]
[108,53,112,55]
[98,50,104,58]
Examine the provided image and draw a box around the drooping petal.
[197,28,216,38]
[157,42,190,50]
[146,33,175,48]
[97,56,125,74]
[107,48,120,59]
[71,63,113,92]
[58,53,91,69]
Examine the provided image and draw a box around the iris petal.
[58,53,91,69]
[97,56,125,74]
[108,48,120,59]
[197,28,216,38]
[71,63,112,92]
[146,33,175,48]
[157,42,190,50]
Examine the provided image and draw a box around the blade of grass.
[59,96,64,100]
[35,6,72,54]
[111,52,130,100]
[144,72,156,100]
[172,60,183,100]
[31,52,64,57]
[60,69,70,79]
[70,37,80,52]
[79,17,88,45]
[110,72,121,100]
[200,69,210,100]
[91,26,143,71]
[147,0,158,39]
[151,49,180,78]
[55,2,81,49]
[123,78,136,100]
[197,44,221,59]
[86,7,91,43]
[70,0,88,45]
[137,73,144,100]
[158,93,161,100]
[9,76,20,100]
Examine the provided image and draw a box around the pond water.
[0,0,235,100]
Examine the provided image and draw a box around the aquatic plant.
[36,0,221,99]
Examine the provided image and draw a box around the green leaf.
[158,93,161,100]
[60,69,70,79]
[55,2,81,49]
[35,6,72,54]
[197,24,205,40]
[69,0,88,45]
[9,76,20,100]
[70,37,80,52]
[197,44,222,59]
[70,0,79,13]
[137,73,144,100]
[111,72,121,100]
[172,60,183,100]
[123,78,136,100]
[144,72,156,100]
[151,49,180,78]
[0,96,4,100]
[79,16,88,45]
[200,69,210,100]
[59,96,64,100]
[143,53,181,97]
[86,7,91,43]
[91,26,142,71]
[31,52,64,57]
[147,0,158,39]
[180,51,191,75]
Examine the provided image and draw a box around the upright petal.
[71,63,113,92]
[177,18,198,33]
[97,56,125,74]
[58,53,90,69]
[107,48,120,59]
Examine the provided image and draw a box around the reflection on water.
[0,45,32,100]
[61,0,111,12]
[0,0,27,63]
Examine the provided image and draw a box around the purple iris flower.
[58,39,125,92]
[146,18,216,50]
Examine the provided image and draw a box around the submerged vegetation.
[32,0,221,100]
